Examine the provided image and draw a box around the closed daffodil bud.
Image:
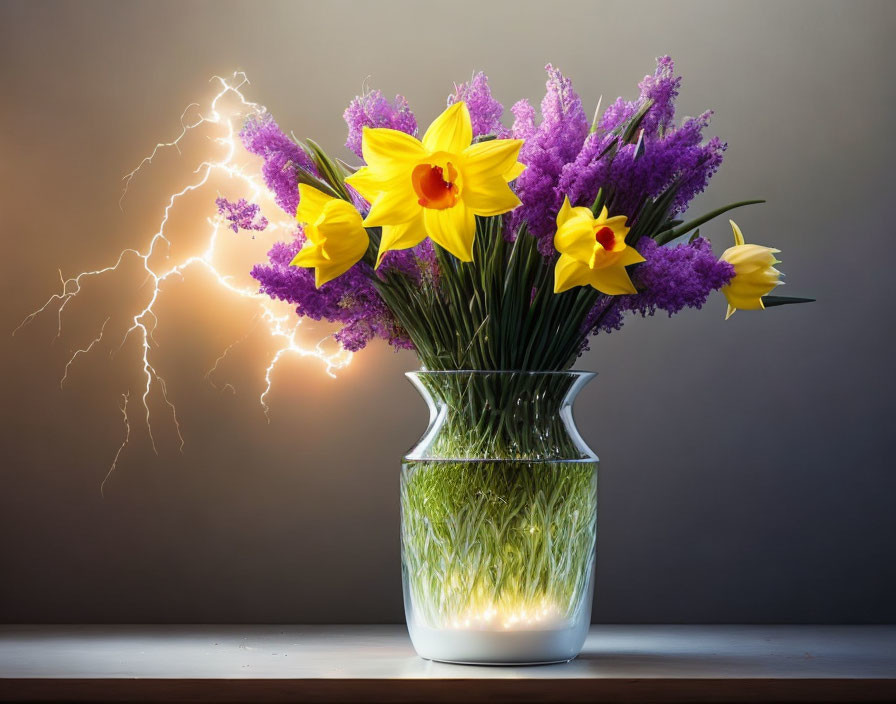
[289,185,369,288]
[719,220,783,319]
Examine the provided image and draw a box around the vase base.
[408,622,587,665]
[424,656,575,666]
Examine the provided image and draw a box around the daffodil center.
[412,163,459,210]
[595,226,616,251]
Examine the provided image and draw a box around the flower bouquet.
[235,57,811,664]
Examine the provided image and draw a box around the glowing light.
[449,601,564,631]
[14,72,352,489]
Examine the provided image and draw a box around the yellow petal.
[344,166,392,204]
[725,304,736,320]
[730,219,745,246]
[618,246,646,266]
[363,181,422,227]
[295,184,333,226]
[424,203,475,261]
[589,264,638,295]
[554,214,597,261]
[556,196,574,228]
[603,214,629,229]
[553,254,594,293]
[422,102,473,155]
[315,259,355,288]
[376,216,427,268]
[360,127,425,172]
[290,243,326,268]
[504,161,526,182]
[316,201,367,261]
[461,176,521,216]
[461,139,524,183]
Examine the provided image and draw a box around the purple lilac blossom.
[509,65,589,253]
[447,73,509,138]
[510,99,537,141]
[215,197,268,234]
[559,57,726,219]
[343,90,417,159]
[599,55,680,137]
[240,114,317,216]
[582,237,735,341]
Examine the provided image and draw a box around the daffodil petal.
[424,204,475,262]
[554,214,597,261]
[344,166,397,204]
[376,216,427,268]
[290,243,325,268]
[315,259,355,288]
[504,161,526,182]
[361,127,426,173]
[301,223,325,246]
[618,246,646,266]
[730,219,745,246]
[295,185,333,226]
[725,304,737,320]
[556,196,574,228]
[315,202,367,261]
[363,181,422,227]
[461,176,521,216]
[422,102,473,155]
[461,139,524,183]
[553,254,594,293]
[589,264,638,295]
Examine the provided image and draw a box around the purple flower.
[599,55,680,137]
[447,72,509,138]
[240,114,316,216]
[509,65,589,253]
[215,197,268,234]
[585,236,735,339]
[343,90,417,159]
[559,58,726,222]
[510,99,537,141]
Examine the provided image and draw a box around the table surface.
[1,624,895,702]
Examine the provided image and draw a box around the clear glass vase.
[401,371,598,664]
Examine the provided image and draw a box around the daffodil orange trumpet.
[346,101,525,266]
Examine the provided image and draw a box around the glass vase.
[400,371,598,665]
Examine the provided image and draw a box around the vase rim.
[407,369,596,378]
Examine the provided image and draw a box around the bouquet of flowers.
[229,57,810,664]
[242,57,808,366]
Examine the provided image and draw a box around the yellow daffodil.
[719,220,783,319]
[289,184,369,288]
[345,102,525,266]
[552,197,645,295]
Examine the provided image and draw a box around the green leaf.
[654,199,765,245]
[303,138,352,201]
[335,158,359,176]
[589,188,605,216]
[294,168,340,199]
[620,98,654,143]
[762,295,816,308]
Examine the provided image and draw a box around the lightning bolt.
[14,72,352,489]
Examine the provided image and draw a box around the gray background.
[1,0,894,624]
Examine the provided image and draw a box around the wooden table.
[1,625,894,702]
